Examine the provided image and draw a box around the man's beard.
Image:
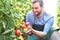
[36,10,42,17]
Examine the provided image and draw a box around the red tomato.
[15,30,21,36]
[25,22,30,27]
[22,24,26,29]
[15,27,19,30]
[27,25,31,28]
[21,22,25,25]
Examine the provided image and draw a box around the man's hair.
[32,0,43,7]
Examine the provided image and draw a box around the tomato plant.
[0,0,32,40]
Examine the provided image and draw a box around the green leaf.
[2,28,13,34]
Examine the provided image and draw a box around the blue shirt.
[26,11,54,34]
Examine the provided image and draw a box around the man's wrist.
[31,28,34,33]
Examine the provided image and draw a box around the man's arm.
[31,28,46,38]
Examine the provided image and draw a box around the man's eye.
[32,7,38,9]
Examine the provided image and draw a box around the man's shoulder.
[26,11,34,17]
[44,12,54,18]
[44,12,54,21]
[43,12,54,24]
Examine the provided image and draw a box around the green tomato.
[18,36,24,40]
[24,28,28,33]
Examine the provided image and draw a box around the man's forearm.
[31,28,46,38]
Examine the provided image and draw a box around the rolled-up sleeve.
[43,17,54,34]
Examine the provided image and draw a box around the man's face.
[32,2,43,16]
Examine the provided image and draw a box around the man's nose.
[33,9,37,12]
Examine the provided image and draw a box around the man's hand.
[25,25,32,34]
[26,29,32,34]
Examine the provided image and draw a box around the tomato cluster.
[21,22,30,33]
[22,22,30,28]
[15,22,30,37]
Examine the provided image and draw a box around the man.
[26,0,54,40]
